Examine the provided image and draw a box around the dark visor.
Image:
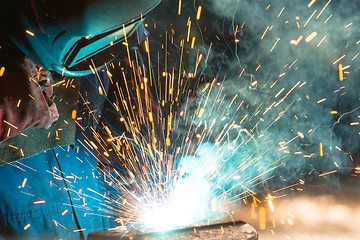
[62,20,142,72]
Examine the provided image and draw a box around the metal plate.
[88,221,258,240]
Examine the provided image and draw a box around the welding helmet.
[7,0,160,76]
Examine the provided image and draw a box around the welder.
[0,0,160,239]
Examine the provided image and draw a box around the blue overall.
[0,145,115,240]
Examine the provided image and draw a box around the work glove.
[23,57,59,129]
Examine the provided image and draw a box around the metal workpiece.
[88,221,258,240]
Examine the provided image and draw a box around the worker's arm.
[0,53,59,142]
